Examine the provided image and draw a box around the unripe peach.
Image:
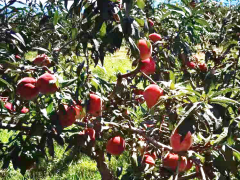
[33,54,51,67]
[199,63,207,72]
[88,94,102,117]
[143,154,155,165]
[37,73,58,95]
[163,152,187,172]
[137,39,152,60]
[140,57,156,75]
[58,104,77,128]
[149,33,162,43]
[170,131,193,152]
[143,84,164,108]
[17,77,39,100]
[186,61,196,69]
[106,136,125,156]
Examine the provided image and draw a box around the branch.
[103,121,172,151]
[178,173,200,180]
[117,61,141,79]
[142,72,157,84]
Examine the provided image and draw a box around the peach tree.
[0,0,240,180]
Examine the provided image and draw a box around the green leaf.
[72,28,78,39]
[53,10,59,26]
[136,0,145,9]
[99,22,106,37]
[11,33,25,46]
[195,18,209,27]
[213,127,228,144]
[210,96,240,106]
[0,78,14,92]
[59,78,77,88]
[46,102,54,115]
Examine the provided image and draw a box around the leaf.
[210,96,240,106]
[213,127,228,144]
[11,33,25,46]
[136,0,145,9]
[0,78,14,91]
[59,78,78,89]
[195,18,209,27]
[72,28,77,39]
[53,10,59,26]
[99,22,106,37]
[46,102,54,114]
[32,47,50,53]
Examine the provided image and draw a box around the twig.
[178,173,200,180]
[142,72,157,84]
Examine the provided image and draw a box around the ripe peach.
[33,54,51,67]
[21,107,29,113]
[199,63,207,72]
[186,61,196,69]
[37,73,58,95]
[185,159,193,171]
[143,84,164,108]
[4,102,29,113]
[149,33,162,43]
[85,128,95,141]
[88,94,102,117]
[137,39,152,60]
[148,19,154,27]
[170,131,193,152]
[15,55,21,59]
[17,77,39,100]
[106,136,125,156]
[143,154,155,165]
[140,57,156,75]
[163,152,187,172]
[75,104,85,119]
[58,104,78,128]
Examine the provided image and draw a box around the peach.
[37,73,58,94]
[17,77,39,100]
[15,55,21,59]
[163,152,187,172]
[143,84,163,108]
[137,39,152,60]
[88,94,102,117]
[143,154,155,165]
[4,102,29,113]
[106,136,125,156]
[148,19,154,27]
[140,57,156,75]
[58,104,78,128]
[170,131,193,152]
[149,33,162,43]
[85,128,95,141]
[186,61,196,69]
[199,63,207,72]
[33,54,51,67]
[185,159,193,171]
[75,104,85,119]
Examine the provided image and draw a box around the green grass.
[0,48,132,180]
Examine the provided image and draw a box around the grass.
[0,48,132,180]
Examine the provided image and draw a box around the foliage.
[0,0,240,179]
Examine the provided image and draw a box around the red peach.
[186,61,196,69]
[85,128,96,141]
[143,154,155,165]
[149,33,162,43]
[4,102,29,113]
[15,55,21,59]
[185,159,193,171]
[143,84,164,108]
[37,73,58,95]
[17,77,39,100]
[148,19,154,27]
[170,131,193,152]
[163,152,187,172]
[58,104,78,128]
[33,54,51,67]
[140,57,156,75]
[106,136,125,156]
[199,63,207,72]
[137,39,152,60]
[88,94,102,117]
